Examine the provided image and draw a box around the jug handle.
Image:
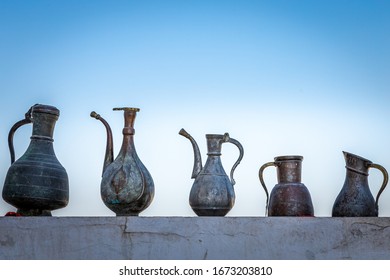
[8,107,33,164]
[223,133,244,186]
[259,162,276,216]
[368,163,389,213]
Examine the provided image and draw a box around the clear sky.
[1,0,389,217]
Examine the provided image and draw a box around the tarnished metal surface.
[179,129,244,216]
[332,151,388,217]
[259,155,314,216]
[2,104,69,216]
[91,107,154,216]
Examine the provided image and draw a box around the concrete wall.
[1,217,390,260]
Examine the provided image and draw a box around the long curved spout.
[91,111,114,176]
[179,128,202,179]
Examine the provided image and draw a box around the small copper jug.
[332,151,388,217]
[179,129,244,216]
[91,107,154,216]
[2,104,69,216]
[259,155,314,216]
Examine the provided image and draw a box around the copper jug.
[179,129,244,216]
[2,104,69,216]
[332,151,388,217]
[90,107,154,216]
[259,155,314,216]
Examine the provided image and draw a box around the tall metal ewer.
[332,151,388,217]
[90,107,154,216]
[2,104,69,216]
[259,156,314,216]
[179,129,244,216]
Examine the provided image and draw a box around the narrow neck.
[276,160,302,183]
[31,113,58,141]
[119,134,136,155]
[119,110,137,155]
[123,110,136,134]
[206,135,224,156]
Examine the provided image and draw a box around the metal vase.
[179,129,244,216]
[259,155,314,216]
[91,107,154,216]
[2,104,69,216]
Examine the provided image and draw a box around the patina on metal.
[90,107,154,216]
[2,104,69,216]
[332,151,388,217]
[259,155,314,216]
[179,128,244,216]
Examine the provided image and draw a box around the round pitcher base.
[192,207,231,216]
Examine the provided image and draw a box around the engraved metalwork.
[179,128,244,216]
[2,104,69,216]
[91,107,154,216]
[332,151,388,217]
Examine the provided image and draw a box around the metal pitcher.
[2,104,69,216]
[332,151,388,217]
[259,155,314,216]
[179,129,244,216]
[91,107,154,216]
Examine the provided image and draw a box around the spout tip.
[90,111,100,119]
[179,128,189,137]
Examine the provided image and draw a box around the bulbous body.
[180,129,244,216]
[259,156,314,216]
[91,108,154,216]
[2,104,69,216]
[332,151,388,217]
[189,146,235,216]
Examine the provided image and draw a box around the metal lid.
[113,107,140,112]
[31,104,60,116]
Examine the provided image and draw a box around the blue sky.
[1,0,389,216]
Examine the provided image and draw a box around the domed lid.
[31,104,60,116]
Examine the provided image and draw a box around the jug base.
[192,207,231,216]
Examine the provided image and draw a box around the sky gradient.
[1,0,389,216]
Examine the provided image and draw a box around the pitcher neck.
[345,167,369,186]
[206,134,224,156]
[119,133,136,155]
[31,106,59,141]
[275,156,303,183]
[119,108,138,155]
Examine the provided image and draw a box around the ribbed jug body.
[2,104,69,216]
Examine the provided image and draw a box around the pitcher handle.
[8,106,33,164]
[368,163,389,214]
[223,133,244,186]
[259,162,276,216]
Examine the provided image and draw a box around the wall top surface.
[1,217,390,260]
